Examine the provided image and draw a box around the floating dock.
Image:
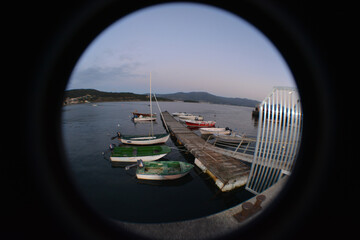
[161,111,251,192]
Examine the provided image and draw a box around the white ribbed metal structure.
[246,87,302,194]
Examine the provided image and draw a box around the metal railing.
[246,87,302,194]
[203,134,257,156]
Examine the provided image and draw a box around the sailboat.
[117,73,170,145]
[132,111,156,118]
[132,114,156,122]
[132,73,156,122]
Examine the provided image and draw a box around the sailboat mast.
[150,72,154,136]
[150,72,152,117]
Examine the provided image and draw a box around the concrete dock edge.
[116,177,287,240]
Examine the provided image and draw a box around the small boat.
[184,120,216,128]
[132,112,156,118]
[172,112,188,116]
[200,127,231,135]
[110,144,171,162]
[117,132,170,145]
[136,160,194,180]
[132,115,156,122]
[132,73,156,122]
[178,115,204,121]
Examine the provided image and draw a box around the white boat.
[178,115,204,120]
[133,115,156,122]
[110,153,167,162]
[200,127,231,135]
[172,112,188,116]
[117,132,170,145]
[132,73,156,122]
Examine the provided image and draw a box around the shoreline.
[63,100,256,109]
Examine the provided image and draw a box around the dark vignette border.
[19,0,350,239]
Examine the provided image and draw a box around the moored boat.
[132,115,156,122]
[172,112,188,116]
[117,132,170,145]
[132,112,156,118]
[110,144,171,162]
[200,127,231,135]
[132,73,156,122]
[136,160,194,180]
[178,115,204,120]
[184,120,216,127]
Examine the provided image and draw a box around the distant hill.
[158,92,260,107]
[64,89,172,103]
[64,89,260,107]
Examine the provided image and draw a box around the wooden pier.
[161,111,251,192]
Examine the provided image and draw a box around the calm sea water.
[62,101,258,223]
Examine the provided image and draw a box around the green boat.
[110,144,171,163]
[136,161,194,180]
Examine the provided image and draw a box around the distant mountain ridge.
[158,92,260,107]
[64,89,260,107]
[64,89,172,102]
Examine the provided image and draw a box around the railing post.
[202,135,212,150]
[233,139,244,156]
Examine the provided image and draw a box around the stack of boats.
[172,112,216,128]
[172,112,247,143]
[110,129,193,180]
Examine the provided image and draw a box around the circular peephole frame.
[27,1,337,239]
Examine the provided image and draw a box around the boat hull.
[200,128,231,135]
[172,112,187,116]
[133,116,156,122]
[110,153,168,162]
[136,172,189,180]
[179,115,204,120]
[185,120,216,127]
[136,161,194,180]
[132,112,156,117]
[119,134,170,145]
[110,145,171,163]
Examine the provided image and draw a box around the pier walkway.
[161,111,251,192]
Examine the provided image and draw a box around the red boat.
[184,120,216,128]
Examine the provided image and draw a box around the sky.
[67,2,296,101]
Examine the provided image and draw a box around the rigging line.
[153,93,169,132]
